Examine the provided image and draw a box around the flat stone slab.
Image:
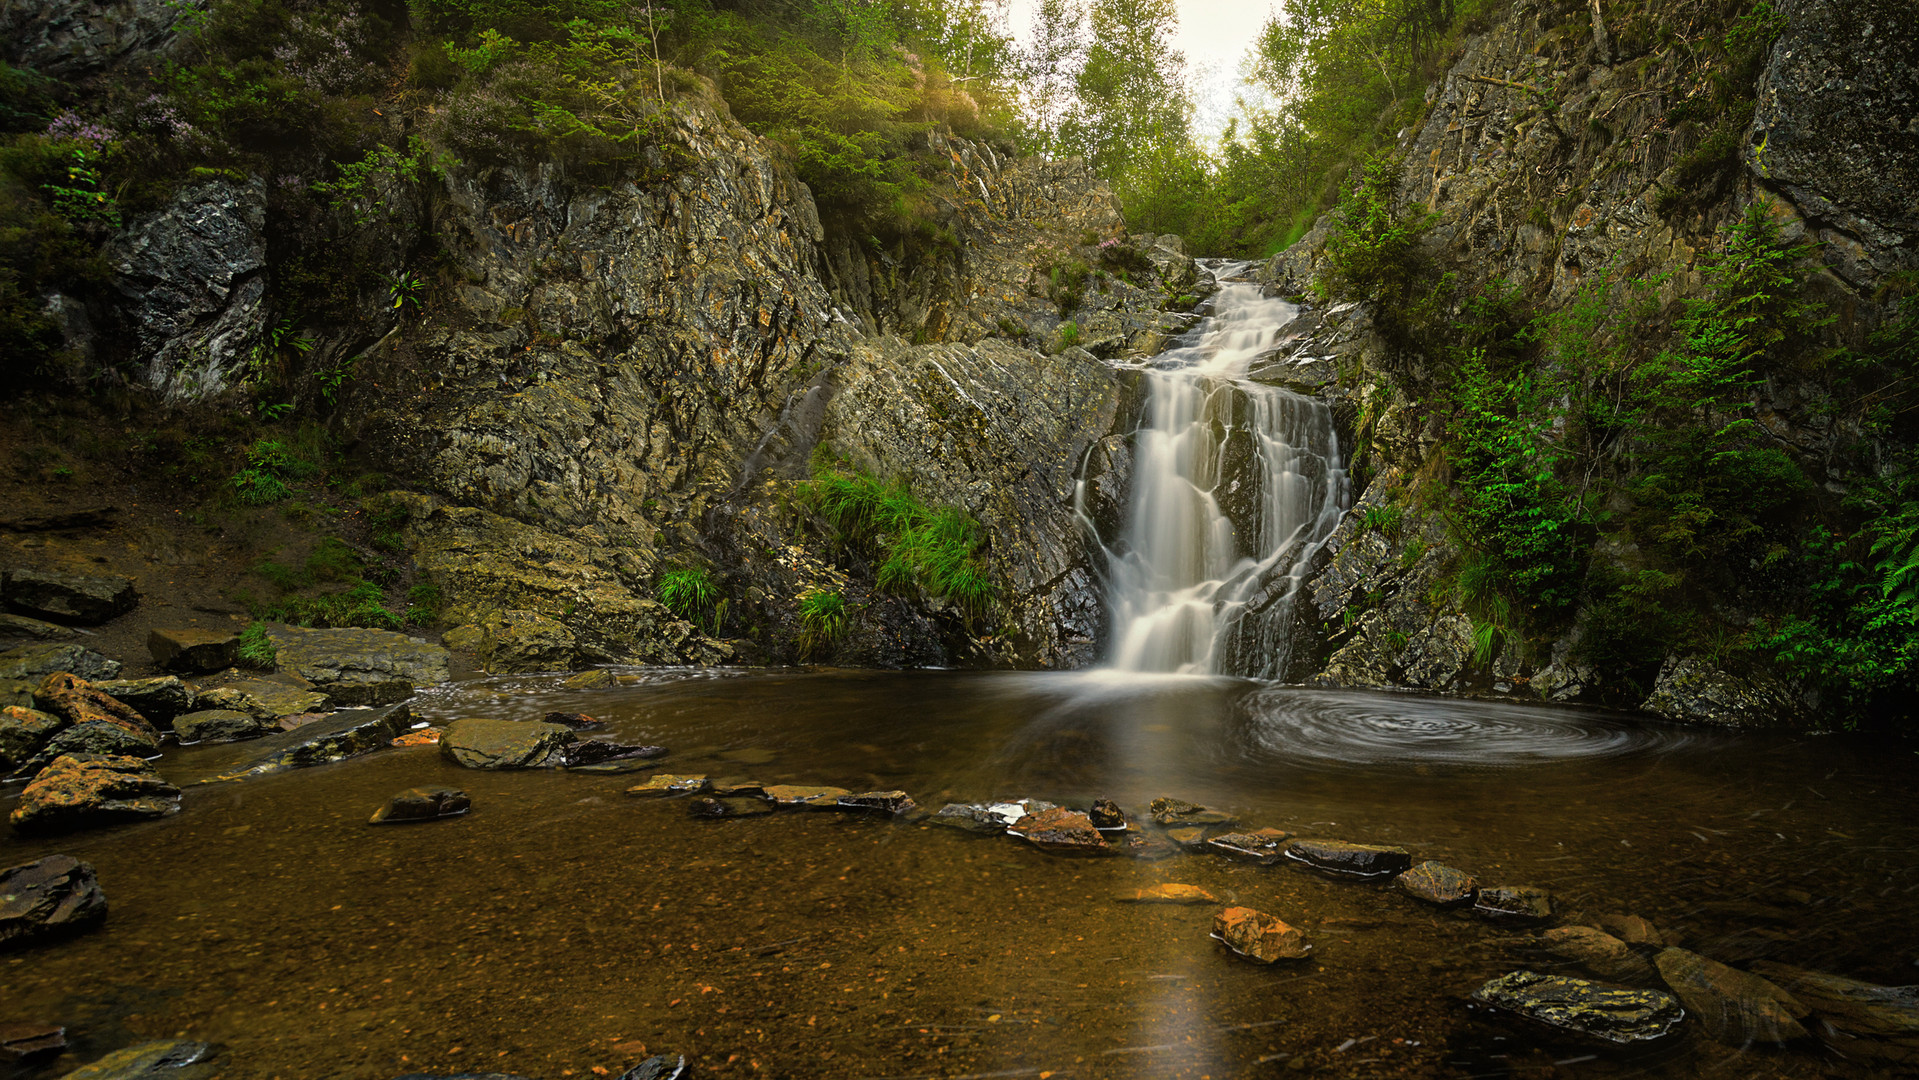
[0,613,75,640]
[1285,839,1412,878]
[626,774,711,797]
[0,643,120,682]
[207,705,414,781]
[0,854,107,951]
[1,568,138,624]
[439,718,575,770]
[195,679,328,721]
[265,624,451,705]
[92,677,196,724]
[836,790,918,816]
[1206,828,1291,864]
[1212,906,1310,963]
[370,786,470,825]
[1008,807,1110,854]
[1396,861,1478,906]
[147,628,238,672]
[173,709,268,745]
[1474,970,1684,1044]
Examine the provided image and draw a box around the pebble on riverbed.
[369,786,471,825]
[1212,907,1310,963]
[0,855,106,951]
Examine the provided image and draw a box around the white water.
[1099,265,1349,678]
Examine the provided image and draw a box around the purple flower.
[45,112,116,148]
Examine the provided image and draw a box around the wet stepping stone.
[1206,828,1291,864]
[1472,971,1683,1043]
[1089,797,1126,830]
[0,1020,65,1061]
[1474,885,1554,924]
[1212,907,1310,963]
[835,790,918,815]
[1285,839,1411,878]
[689,796,774,818]
[763,784,850,807]
[559,739,665,769]
[1163,825,1211,849]
[1396,861,1477,906]
[930,803,1005,833]
[369,786,470,825]
[59,1039,214,1079]
[173,709,268,745]
[626,774,711,797]
[440,718,574,770]
[1655,947,1809,1045]
[1149,796,1236,827]
[1008,807,1110,855]
[1118,883,1216,904]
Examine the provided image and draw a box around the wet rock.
[1285,839,1412,878]
[619,1055,687,1080]
[58,1040,214,1079]
[1149,796,1236,827]
[192,678,327,722]
[559,738,666,769]
[561,669,614,689]
[626,774,711,797]
[1475,885,1554,924]
[1,568,138,625]
[214,705,413,780]
[1115,830,1180,860]
[1,678,34,707]
[10,754,180,832]
[0,1020,66,1060]
[145,629,238,673]
[0,706,65,772]
[1395,861,1477,907]
[369,787,471,825]
[929,803,1006,833]
[391,1075,536,1080]
[689,796,774,818]
[1163,825,1211,849]
[1118,883,1217,904]
[461,609,578,673]
[1751,960,1919,1060]
[566,756,663,775]
[1655,947,1809,1045]
[14,722,160,781]
[543,711,604,730]
[0,644,121,682]
[1088,797,1126,829]
[1594,913,1668,947]
[439,718,575,770]
[1473,971,1684,1043]
[1640,655,1802,728]
[1212,907,1310,963]
[91,678,195,725]
[172,709,268,745]
[0,614,76,640]
[35,673,156,738]
[836,790,918,816]
[390,727,441,747]
[1207,828,1292,865]
[1008,807,1111,855]
[265,624,451,706]
[0,855,107,951]
[1541,927,1659,984]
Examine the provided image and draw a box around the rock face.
[0,855,107,951]
[146,629,238,673]
[1,569,139,624]
[1212,907,1310,963]
[369,786,471,825]
[0,644,121,682]
[1639,655,1802,727]
[1285,839,1412,878]
[10,754,180,832]
[1395,862,1478,906]
[443,610,577,673]
[265,625,451,705]
[0,0,175,78]
[1656,947,1810,1045]
[1473,971,1684,1044]
[437,718,575,770]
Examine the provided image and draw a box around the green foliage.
[230,432,325,505]
[657,566,726,634]
[796,587,847,657]
[800,457,996,620]
[1317,154,1433,322]
[248,538,405,629]
[1056,320,1081,350]
[1359,503,1403,537]
[237,621,278,667]
[404,580,445,626]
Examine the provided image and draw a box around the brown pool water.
[4,669,1916,1080]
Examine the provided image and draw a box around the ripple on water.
[1235,686,1717,768]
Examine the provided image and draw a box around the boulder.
[1656,947,1809,1045]
[1475,885,1554,924]
[91,677,196,725]
[13,722,160,780]
[0,568,138,624]
[172,709,268,744]
[0,706,65,772]
[1206,828,1291,865]
[438,718,575,770]
[626,774,711,797]
[0,644,120,682]
[0,613,76,640]
[57,1039,214,1079]
[10,754,180,832]
[1751,960,1919,1060]
[561,669,615,689]
[369,786,471,825]
[1088,797,1126,829]
[146,628,238,673]
[1118,883,1216,904]
[836,790,919,816]
[688,796,774,818]
[0,854,107,951]
[211,705,414,780]
[1640,655,1802,728]
[1540,927,1659,984]
[265,624,451,705]
[1284,839,1412,878]
[34,673,156,740]
[1212,907,1310,963]
[1008,807,1111,854]
[194,678,327,721]
[1395,861,1477,906]
[1472,971,1684,1044]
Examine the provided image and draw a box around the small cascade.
[1098,264,1349,678]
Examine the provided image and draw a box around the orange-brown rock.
[34,673,157,742]
[1119,883,1217,904]
[1008,807,1110,855]
[1213,906,1310,963]
[10,754,180,832]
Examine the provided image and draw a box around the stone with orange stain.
[1118,883,1217,905]
[390,727,442,747]
[1008,807,1110,855]
[1212,906,1310,963]
[35,673,156,742]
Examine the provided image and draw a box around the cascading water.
[1099,263,1349,678]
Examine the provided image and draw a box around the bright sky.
[1000,0,1281,140]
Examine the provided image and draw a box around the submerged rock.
[1395,861,1477,906]
[1656,947,1809,1045]
[438,718,575,770]
[0,644,120,682]
[561,670,614,690]
[1,568,138,625]
[1149,796,1236,827]
[172,709,267,745]
[1163,825,1211,849]
[1751,960,1919,1060]
[1540,927,1659,984]
[626,774,711,798]
[0,1020,66,1060]
[145,628,237,673]
[58,1040,214,1079]
[1472,970,1684,1044]
[836,790,918,816]
[265,624,451,706]
[559,739,666,769]
[929,803,1006,833]
[1475,885,1554,924]
[1008,807,1110,854]
[0,855,107,951]
[1594,913,1667,947]
[12,754,179,832]
[213,705,414,780]
[1119,883,1216,904]
[1206,828,1291,864]
[369,787,470,825]
[542,711,604,730]
[1115,830,1180,860]
[689,796,774,818]
[1285,839,1412,878]
[1212,907,1310,963]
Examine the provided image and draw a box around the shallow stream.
[6,670,1917,1079]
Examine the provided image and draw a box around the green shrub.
[231,467,293,505]
[404,580,444,626]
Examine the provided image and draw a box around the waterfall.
[1100,265,1349,678]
